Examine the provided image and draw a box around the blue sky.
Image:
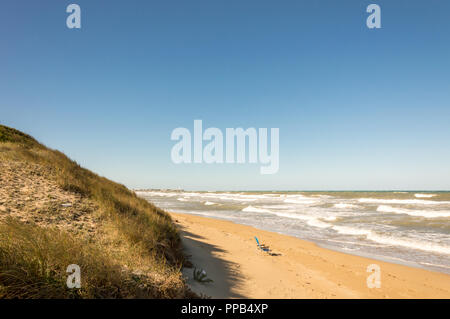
[1,0,450,190]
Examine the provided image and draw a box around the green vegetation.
[0,124,194,298]
[0,125,39,146]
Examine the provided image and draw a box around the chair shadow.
[257,243,282,256]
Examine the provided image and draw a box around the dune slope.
[0,125,193,298]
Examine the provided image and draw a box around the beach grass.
[0,124,193,298]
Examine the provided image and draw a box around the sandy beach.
[171,212,450,299]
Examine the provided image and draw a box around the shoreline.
[170,212,450,298]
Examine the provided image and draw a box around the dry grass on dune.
[0,125,195,298]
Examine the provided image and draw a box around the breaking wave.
[415,194,436,198]
[358,198,450,205]
[377,205,450,218]
[334,203,359,209]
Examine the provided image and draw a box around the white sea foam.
[366,233,450,255]
[271,212,312,220]
[326,239,386,248]
[414,193,436,198]
[332,225,371,236]
[419,262,450,270]
[140,191,179,197]
[334,203,359,209]
[377,205,450,218]
[204,201,216,206]
[270,211,320,222]
[180,192,202,197]
[283,198,317,205]
[221,196,258,202]
[306,219,332,228]
[242,206,272,213]
[260,204,295,210]
[314,194,334,199]
[196,193,259,202]
[267,211,333,229]
[331,225,450,255]
[358,198,450,205]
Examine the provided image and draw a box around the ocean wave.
[332,225,371,236]
[419,262,450,270]
[366,233,450,255]
[179,192,202,197]
[214,195,257,202]
[191,205,336,230]
[204,201,217,206]
[326,239,386,248]
[139,191,179,197]
[377,205,450,218]
[268,212,333,228]
[414,193,436,198]
[229,198,259,202]
[242,206,272,213]
[331,225,450,255]
[333,203,359,209]
[306,219,332,228]
[174,192,263,202]
[271,212,311,220]
[283,198,318,205]
[358,198,450,205]
[312,194,334,199]
[260,204,295,210]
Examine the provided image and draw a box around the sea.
[137,190,450,274]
